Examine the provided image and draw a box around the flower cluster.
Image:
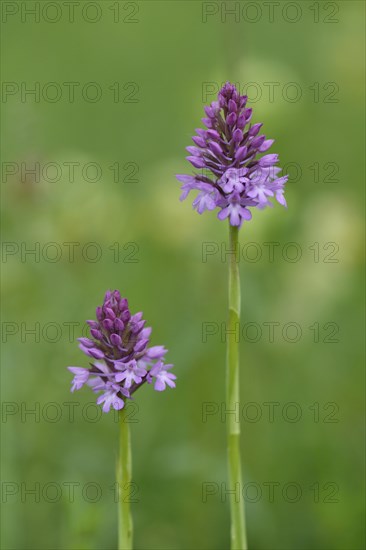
[176,82,288,227]
[68,290,176,413]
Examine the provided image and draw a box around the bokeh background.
[1,1,365,549]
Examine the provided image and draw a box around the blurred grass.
[1,1,365,549]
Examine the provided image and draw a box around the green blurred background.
[1,1,365,549]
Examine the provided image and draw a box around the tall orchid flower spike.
[177,81,288,227]
[177,82,288,550]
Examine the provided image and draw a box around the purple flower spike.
[176,81,288,227]
[67,290,176,412]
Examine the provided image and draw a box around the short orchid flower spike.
[68,290,176,413]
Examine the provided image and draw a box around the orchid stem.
[118,408,133,550]
[227,223,248,550]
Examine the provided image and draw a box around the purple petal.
[276,191,287,207]
[218,207,230,221]
[90,329,103,340]
[192,135,206,147]
[248,123,263,137]
[226,112,236,126]
[186,146,202,157]
[187,156,206,169]
[233,129,243,143]
[259,139,274,152]
[250,135,266,149]
[134,339,149,352]
[165,377,176,389]
[79,344,104,359]
[119,298,129,311]
[154,379,166,392]
[236,114,246,129]
[68,366,88,375]
[176,174,196,184]
[241,207,252,221]
[259,154,279,167]
[102,318,114,332]
[146,346,167,359]
[208,141,222,157]
[235,146,248,161]
[114,318,125,331]
[77,337,94,348]
[110,333,122,347]
[105,307,116,320]
[206,129,220,140]
[139,327,152,340]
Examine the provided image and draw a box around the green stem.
[117,408,133,550]
[227,223,248,550]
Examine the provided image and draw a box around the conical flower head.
[177,81,288,227]
[68,290,176,413]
